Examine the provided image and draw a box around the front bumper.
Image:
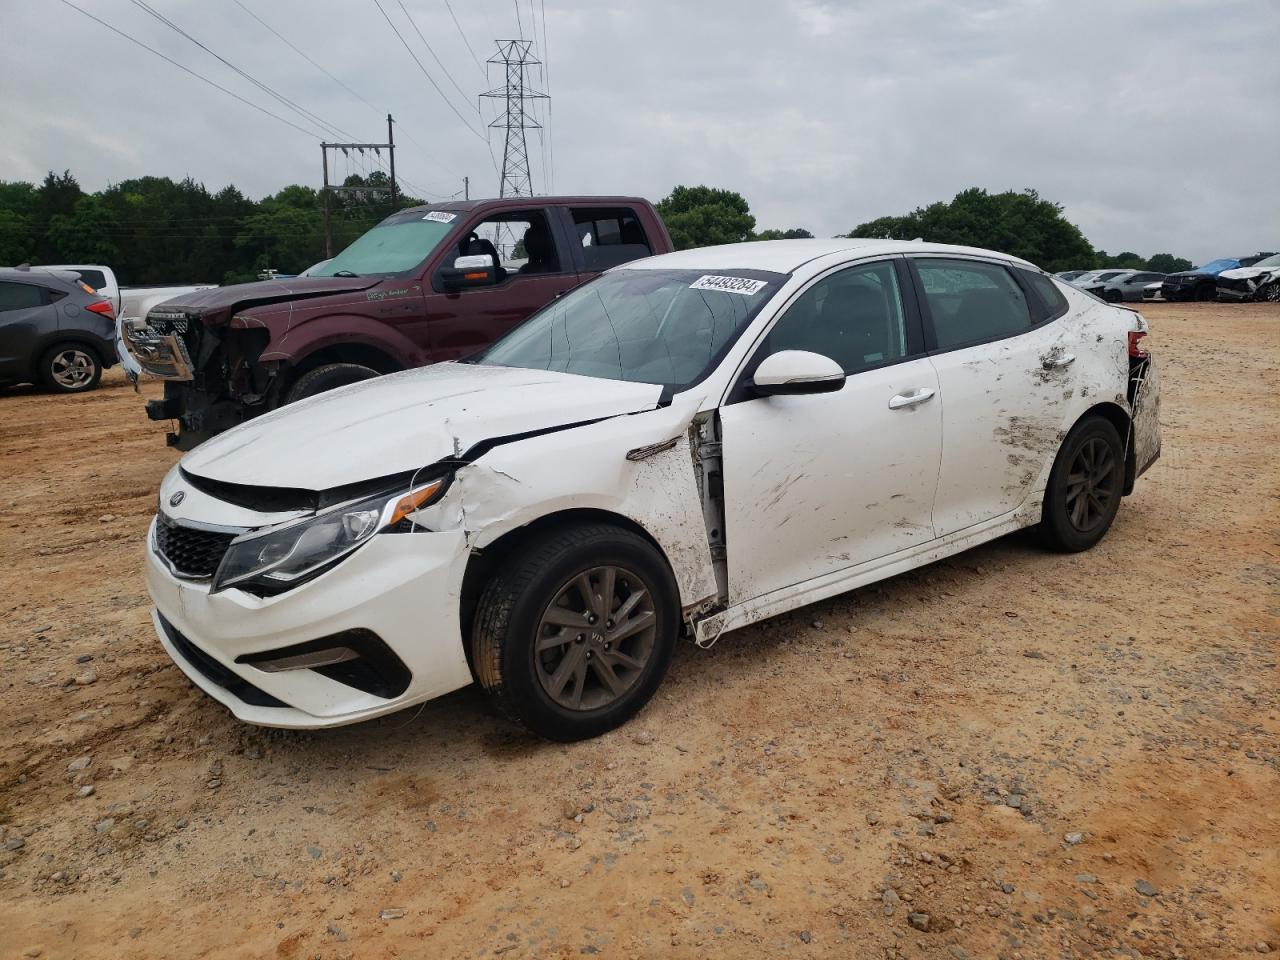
[146,520,475,728]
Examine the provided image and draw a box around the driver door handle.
[888,387,936,409]
[1042,353,1076,369]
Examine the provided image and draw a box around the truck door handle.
[1042,353,1075,369]
[888,388,936,409]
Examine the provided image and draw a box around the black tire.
[39,343,102,393]
[1258,282,1280,304]
[471,523,679,741]
[1104,289,1122,303]
[1039,416,1126,553]
[1194,283,1217,303]
[283,363,379,404]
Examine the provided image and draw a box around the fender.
[240,312,431,368]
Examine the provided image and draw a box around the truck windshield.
[309,214,456,277]
[472,267,787,391]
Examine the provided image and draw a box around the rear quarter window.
[75,269,108,290]
[1018,270,1070,323]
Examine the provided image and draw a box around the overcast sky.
[3,0,1278,265]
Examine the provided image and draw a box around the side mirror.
[752,350,846,397]
[441,253,497,289]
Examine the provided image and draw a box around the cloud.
[2,0,1277,264]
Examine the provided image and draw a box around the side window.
[759,260,908,375]
[76,269,108,290]
[1018,270,1069,324]
[916,259,1032,350]
[459,209,563,280]
[572,207,652,271]
[0,281,46,312]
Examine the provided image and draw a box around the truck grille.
[154,516,236,579]
[125,310,200,380]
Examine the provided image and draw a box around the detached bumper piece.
[158,613,286,708]
[235,630,412,700]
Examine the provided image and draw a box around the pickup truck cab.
[125,196,671,449]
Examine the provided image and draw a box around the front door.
[719,258,943,606]
[908,256,1077,537]
[425,208,581,360]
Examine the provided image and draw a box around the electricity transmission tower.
[481,40,547,199]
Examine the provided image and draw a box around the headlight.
[211,479,444,594]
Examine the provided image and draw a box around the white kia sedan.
[145,239,1161,741]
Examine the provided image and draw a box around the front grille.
[157,613,286,708]
[154,516,235,579]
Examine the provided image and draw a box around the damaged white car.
[145,239,1161,740]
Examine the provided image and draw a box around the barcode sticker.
[690,275,768,296]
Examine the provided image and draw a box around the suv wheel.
[284,363,379,404]
[1195,283,1217,302]
[471,523,679,741]
[1039,416,1125,553]
[40,344,102,393]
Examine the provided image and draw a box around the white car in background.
[1216,253,1280,302]
[144,239,1161,741]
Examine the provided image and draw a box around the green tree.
[845,188,1094,273]
[754,227,814,240]
[31,170,84,261]
[0,181,37,264]
[1146,253,1193,273]
[1095,250,1146,269]
[656,185,755,250]
[233,185,325,280]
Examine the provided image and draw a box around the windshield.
[1248,254,1280,269]
[472,267,788,391]
[1195,258,1239,274]
[309,210,458,277]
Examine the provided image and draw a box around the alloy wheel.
[50,349,96,389]
[534,565,656,711]
[1064,437,1117,533]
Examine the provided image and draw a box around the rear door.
[0,280,57,381]
[423,206,580,360]
[910,257,1077,537]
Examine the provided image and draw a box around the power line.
[126,0,359,142]
[442,0,487,76]
[512,0,524,38]
[394,0,478,109]
[539,0,554,193]
[55,0,324,140]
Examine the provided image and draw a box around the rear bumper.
[146,519,475,728]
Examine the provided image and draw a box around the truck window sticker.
[423,211,457,223]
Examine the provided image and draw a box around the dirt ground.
[0,301,1276,960]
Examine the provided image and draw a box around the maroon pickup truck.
[125,196,671,449]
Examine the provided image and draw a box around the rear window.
[75,269,108,291]
[572,207,652,271]
[1019,270,1070,323]
[0,280,46,311]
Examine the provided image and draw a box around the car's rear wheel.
[1039,416,1125,553]
[471,523,678,741]
[39,344,102,393]
[284,362,379,404]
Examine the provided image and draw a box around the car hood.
[180,363,665,490]
[151,276,382,322]
[1218,266,1272,280]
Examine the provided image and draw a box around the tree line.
[0,171,1191,285]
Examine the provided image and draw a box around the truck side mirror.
[441,254,497,290]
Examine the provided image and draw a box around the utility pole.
[464,176,469,201]
[481,40,547,199]
[319,115,400,257]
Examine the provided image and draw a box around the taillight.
[86,300,115,319]
[1128,330,1148,358]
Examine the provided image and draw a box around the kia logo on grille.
[169,490,186,507]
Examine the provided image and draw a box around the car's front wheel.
[1259,282,1280,303]
[471,523,679,741]
[1039,416,1125,552]
[284,362,380,404]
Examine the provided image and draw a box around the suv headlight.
[212,479,444,594]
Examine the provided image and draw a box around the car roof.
[403,195,651,215]
[622,238,1040,274]
[0,266,80,287]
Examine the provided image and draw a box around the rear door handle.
[1042,353,1076,369]
[888,387,936,409]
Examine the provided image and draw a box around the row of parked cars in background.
[1055,252,1280,304]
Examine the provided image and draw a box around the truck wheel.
[284,363,379,404]
[39,344,102,393]
[471,523,679,741]
[1039,416,1125,553]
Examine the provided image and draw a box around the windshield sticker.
[689,275,768,296]
[422,211,457,223]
